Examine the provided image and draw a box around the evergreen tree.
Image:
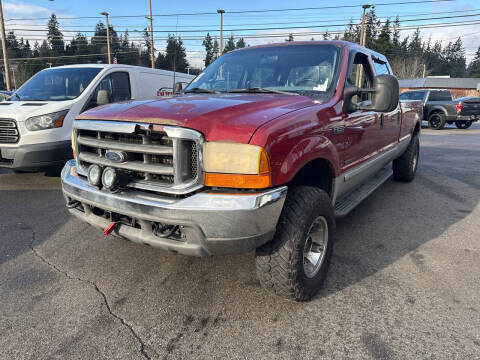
[236,38,246,49]
[285,33,294,42]
[322,30,330,40]
[467,46,480,77]
[156,35,189,72]
[223,35,236,53]
[47,14,64,54]
[202,32,214,67]
[212,38,219,60]
[365,7,380,48]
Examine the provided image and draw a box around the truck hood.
[0,100,74,121]
[77,94,315,142]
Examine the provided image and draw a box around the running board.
[334,168,393,218]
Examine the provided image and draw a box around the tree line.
[201,7,480,79]
[1,14,195,87]
[2,11,480,88]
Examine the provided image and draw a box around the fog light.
[102,167,118,190]
[87,164,102,186]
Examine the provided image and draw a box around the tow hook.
[103,222,117,237]
[66,200,81,209]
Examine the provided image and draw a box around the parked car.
[0,64,193,172]
[399,89,478,130]
[62,41,422,301]
[451,96,480,129]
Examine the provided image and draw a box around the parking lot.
[1,123,479,360]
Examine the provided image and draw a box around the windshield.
[186,44,341,100]
[13,67,102,101]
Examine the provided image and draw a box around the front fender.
[271,135,339,185]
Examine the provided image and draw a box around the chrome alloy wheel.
[303,216,329,278]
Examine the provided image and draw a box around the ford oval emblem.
[105,150,127,163]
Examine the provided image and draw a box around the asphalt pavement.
[1,122,479,360]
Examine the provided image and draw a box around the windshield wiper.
[228,87,299,95]
[13,93,21,101]
[184,87,219,94]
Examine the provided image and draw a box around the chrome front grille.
[74,120,203,195]
[0,119,19,143]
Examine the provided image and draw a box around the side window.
[346,52,374,104]
[373,59,390,75]
[85,72,131,111]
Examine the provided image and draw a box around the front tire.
[428,112,446,130]
[255,186,335,301]
[455,121,472,129]
[393,135,419,182]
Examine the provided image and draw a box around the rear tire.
[393,135,419,182]
[455,121,472,129]
[255,186,335,301]
[428,112,446,130]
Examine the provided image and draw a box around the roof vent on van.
[22,103,47,106]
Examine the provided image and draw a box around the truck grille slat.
[74,121,203,195]
[0,119,19,143]
[78,152,174,175]
[77,135,174,155]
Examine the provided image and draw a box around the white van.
[0,64,194,171]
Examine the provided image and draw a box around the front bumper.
[61,160,287,256]
[0,140,72,170]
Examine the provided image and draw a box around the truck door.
[342,51,378,170]
[371,57,401,149]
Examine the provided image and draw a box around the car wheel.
[455,121,472,129]
[428,112,446,130]
[255,186,335,301]
[393,135,419,182]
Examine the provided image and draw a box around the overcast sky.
[3,0,480,68]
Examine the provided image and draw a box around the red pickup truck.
[62,41,422,301]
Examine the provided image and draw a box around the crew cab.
[399,89,477,129]
[0,64,193,172]
[62,41,422,301]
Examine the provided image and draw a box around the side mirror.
[96,89,110,106]
[173,82,183,94]
[343,74,399,114]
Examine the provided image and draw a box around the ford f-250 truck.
[61,41,422,301]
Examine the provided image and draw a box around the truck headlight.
[25,110,69,131]
[203,142,271,189]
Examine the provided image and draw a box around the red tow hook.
[103,222,117,237]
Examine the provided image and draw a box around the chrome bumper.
[61,160,287,256]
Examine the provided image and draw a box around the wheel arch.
[287,157,335,199]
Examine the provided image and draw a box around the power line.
[4,0,455,21]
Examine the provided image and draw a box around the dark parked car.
[452,96,480,129]
[399,89,478,129]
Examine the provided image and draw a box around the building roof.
[399,77,480,90]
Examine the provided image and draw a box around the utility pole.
[217,9,225,54]
[0,0,10,91]
[101,12,111,64]
[148,0,155,68]
[360,4,371,47]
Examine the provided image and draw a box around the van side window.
[346,52,374,104]
[373,58,390,75]
[85,72,131,111]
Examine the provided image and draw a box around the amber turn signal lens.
[203,173,272,189]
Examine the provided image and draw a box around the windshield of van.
[12,67,102,101]
[185,44,341,100]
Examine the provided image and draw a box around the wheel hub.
[303,216,329,278]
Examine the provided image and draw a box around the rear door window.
[372,58,390,75]
[428,91,452,101]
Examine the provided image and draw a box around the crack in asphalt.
[26,224,151,360]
